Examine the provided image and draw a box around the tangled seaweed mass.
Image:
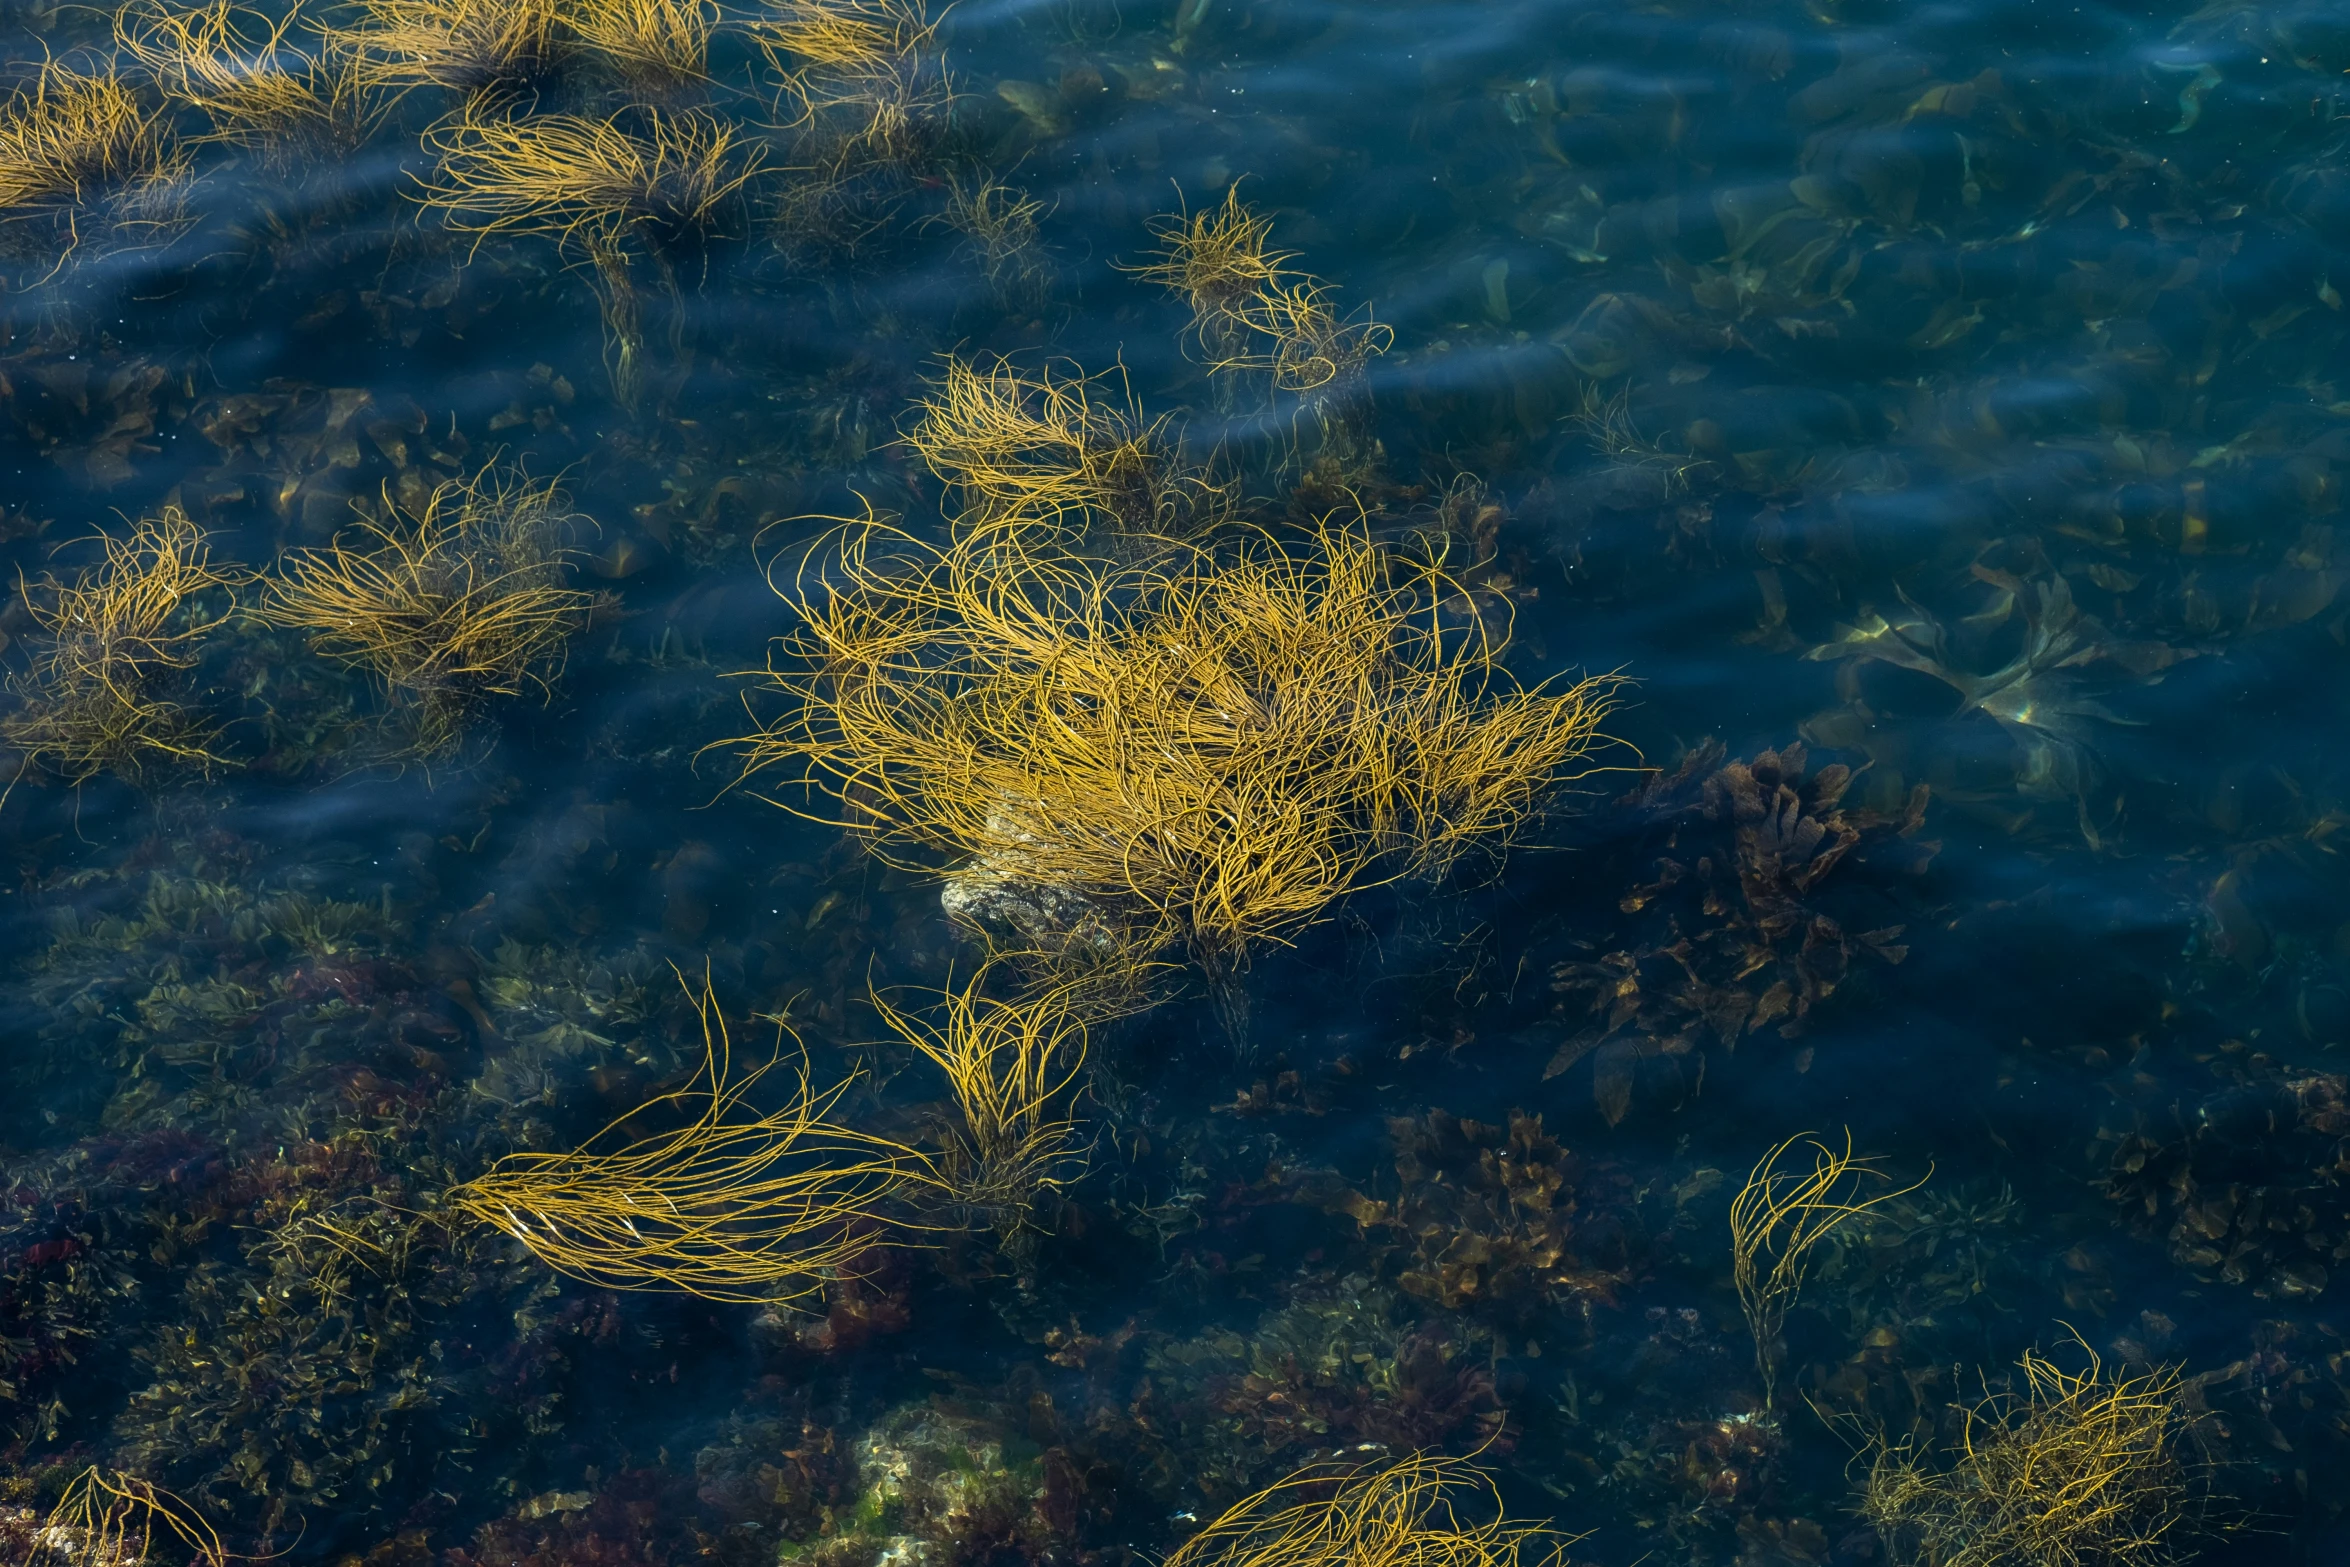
[4,0,2350,1561]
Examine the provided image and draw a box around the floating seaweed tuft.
[1730,1129,1927,1408]
[0,61,188,264]
[446,972,944,1302]
[571,0,715,99]
[1163,1452,1573,1567]
[330,0,567,97]
[258,464,591,763]
[873,960,1099,1228]
[1859,1336,2207,1567]
[117,0,379,171]
[1,507,239,786]
[730,509,1625,1005]
[903,355,1225,540]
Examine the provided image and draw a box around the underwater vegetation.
[569,0,714,100]
[0,61,187,264]
[6,0,2350,1554]
[1731,1131,1926,1408]
[1858,1338,2204,1567]
[1538,741,1936,1124]
[258,464,591,761]
[329,0,566,98]
[419,101,760,404]
[446,973,941,1302]
[903,355,1225,540]
[115,0,379,172]
[1131,187,1390,490]
[0,506,237,786]
[1162,1452,1571,1567]
[2103,1069,2350,1302]
[27,1466,225,1567]
[1131,184,1293,370]
[733,508,1622,999]
[757,0,956,252]
[931,176,1050,312]
[1325,1107,1633,1337]
[871,960,1094,1227]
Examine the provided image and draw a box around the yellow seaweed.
[2,508,238,786]
[1731,1130,1928,1406]
[873,960,1103,1221]
[330,0,567,97]
[418,102,758,404]
[1129,182,1294,359]
[1164,1452,1572,1567]
[36,1466,226,1567]
[118,0,379,169]
[728,507,1624,987]
[0,62,187,261]
[258,465,591,761]
[904,356,1224,540]
[1860,1335,2204,1567]
[755,0,953,205]
[446,973,943,1302]
[931,175,1050,308]
[571,0,715,96]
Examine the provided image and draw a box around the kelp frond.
[1,508,238,786]
[1731,1130,1929,1407]
[447,973,944,1301]
[0,62,188,258]
[571,0,715,97]
[904,355,1224,540]
[1860,1336,2204,1567]
[1164,1452,1574,1567]
[330,0,567,96]
[258,465,590,760]
[117,0,380,167]
[34,1466,226,1567]
[727,506,1625,982]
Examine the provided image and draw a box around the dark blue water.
[1,0,2347,1560]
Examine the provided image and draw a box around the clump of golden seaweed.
[756,0,955,250]
[1,508,238,786]
[905,356,1224,540]
[446,975,941,1302]
[1860,1338,2204,1567]
[873,961,1096,1224]
[0,62,188,262]
[1131,182,1293,363]
[571,0,715,98]
[258,466,590,762]
[32,1466,225,1567]
[732,509,1623,989]
[420,100,755,248]
[419,101,758,405]
[117,0,379,170]
[1731,1131,1928,1407]
[330,0,566,97]
[1223,277,1393,401]
[1133,186,1389,482]
[931,175,1050,310]
[1164,1452,1571,1567]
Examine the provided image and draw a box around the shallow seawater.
[1,0,2348,1561]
